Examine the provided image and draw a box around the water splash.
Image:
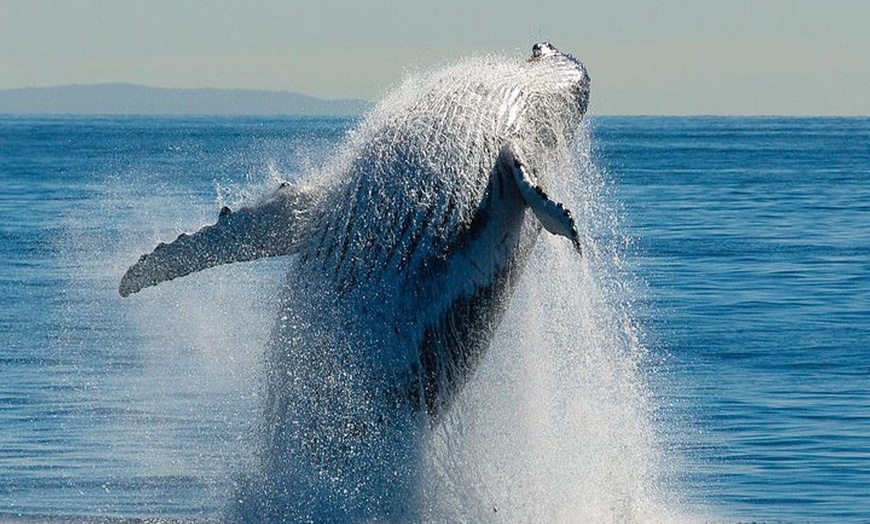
[102,58,704,522]
[414,126,685,523]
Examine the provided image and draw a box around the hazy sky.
[2,0,868,115]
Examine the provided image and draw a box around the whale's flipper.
[119,183,314,297]
[503,145,582,254]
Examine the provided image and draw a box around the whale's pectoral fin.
[502,146,582,254]
[119,182,314,297]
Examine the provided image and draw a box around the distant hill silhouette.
[0,83,370,116]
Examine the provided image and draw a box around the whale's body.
[120,43,590,520]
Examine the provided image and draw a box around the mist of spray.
[413,125,688,523]
[91,63,707,522]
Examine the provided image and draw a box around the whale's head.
[528,42,590,112]
[519,42,591,148]
[469,41,588,185]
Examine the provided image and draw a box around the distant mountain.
[0,83,370,116]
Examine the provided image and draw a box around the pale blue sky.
[2,0,868,115]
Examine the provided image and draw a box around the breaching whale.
[120,42,591,520]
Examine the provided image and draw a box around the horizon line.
[0,83,867,118]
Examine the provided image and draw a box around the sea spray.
[418,128,676,523]
[109,49,697,522]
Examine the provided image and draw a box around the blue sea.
[0,115,867,523]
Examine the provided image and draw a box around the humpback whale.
[120,42,591,520]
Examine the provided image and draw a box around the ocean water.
[0,115,867,523]
[596,117,870,523]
